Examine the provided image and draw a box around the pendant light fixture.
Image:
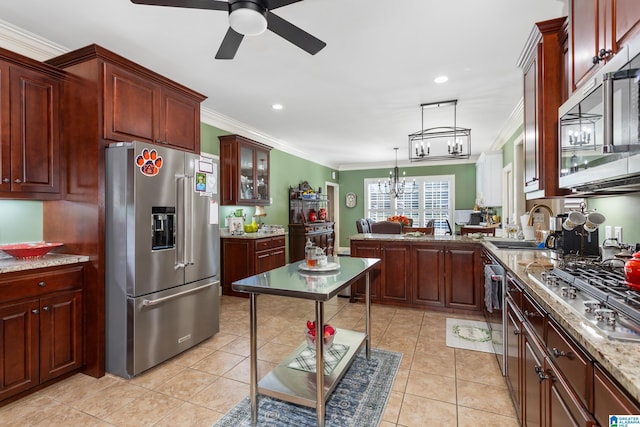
[379,148,411,198]
[408,100,471,162]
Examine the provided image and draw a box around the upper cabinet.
[47,44,206,153]
[0,48,63,199]
[475,151,502,207]
[570,0,640,92]
[518,17,569,200]
[219,134,271,206]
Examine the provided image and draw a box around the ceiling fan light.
[229,7,267,36]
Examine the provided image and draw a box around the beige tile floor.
[0,295,519,426]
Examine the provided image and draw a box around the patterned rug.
[213,348,402,427]
[445,318,499,354]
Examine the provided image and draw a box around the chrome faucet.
[527,204,554,226]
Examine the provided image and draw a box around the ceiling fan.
[130,0,326,60]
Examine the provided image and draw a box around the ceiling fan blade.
[130,0,228,11]
[215,28,244,59]
[268,0,302,10]
[266,12,326,55]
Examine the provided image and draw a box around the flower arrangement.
[387,215,411,226]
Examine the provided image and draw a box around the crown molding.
[490,98,524,151]
[0,19,68,60]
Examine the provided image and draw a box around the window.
[364,175,455,235]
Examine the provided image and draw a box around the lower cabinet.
[349,240,481,311]
[221,235,286,297]
[0,265,84,403]
[506,273,632,427]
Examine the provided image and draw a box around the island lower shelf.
[258,329,366,407]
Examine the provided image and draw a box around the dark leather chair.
[356,219,371,233]
[370,220,402,234]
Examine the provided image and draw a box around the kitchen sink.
[485,239,544,250]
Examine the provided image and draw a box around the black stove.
[529,262,640,342]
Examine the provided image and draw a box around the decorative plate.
[0,242,63,260]
[298,262,341,272]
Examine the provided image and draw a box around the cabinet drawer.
[0,266,84,302]
[255,239,271,251]
[271,236,285,248]
[593,364,640,427]
[547,318,592,408]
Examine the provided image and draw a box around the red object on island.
[0,242,64,260]
[308,209,317,222]
[625,252,640,291]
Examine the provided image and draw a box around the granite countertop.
[220,229,286,239]
[348,233,640,402]
[0,253,90,274]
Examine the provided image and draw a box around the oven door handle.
[140,281,218,308]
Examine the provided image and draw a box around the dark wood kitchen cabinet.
[518,17,568,200]
[570,0,640,92]
[0,264,84,403]
[103,62,203,151]
[221,235,286,297]
[349,240,381,303]
[219,134,271,206]
[412,243,445,307]
[445,244,482,310]
[379,243,411,304]
[0,48,63,199]
[593,363,640,426]
[289,222,334,263]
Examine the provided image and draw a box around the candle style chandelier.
[379,147,412,198]
[408,100,471,162]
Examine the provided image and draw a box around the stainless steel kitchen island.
[232,256,380,427]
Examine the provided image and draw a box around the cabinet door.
[160,86,200,152]
[103,62,158,143]
[571,0,599,89]
[349,241,380,302]
[412,244,445,307]
[9,65,60,194]
[221,238,255,296]
[616,0,640,44]
[380,244,410,304]
[445,246,481,310]
[506,300,522,417]
[0,61,9,193]
[0,298,39,401]
[39,289,83,382]
[219,135,271,206]
[522,324,545,427]
[523,53,540,192]
[546,360,597,427]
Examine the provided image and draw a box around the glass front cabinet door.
[220,134,272,206]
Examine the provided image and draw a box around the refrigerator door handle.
[139,281,219,308]
[185,174,195,266]
[175,175,187,270]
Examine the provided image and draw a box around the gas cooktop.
[528,264,640,343]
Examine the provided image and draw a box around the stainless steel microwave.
[558,35,640,193]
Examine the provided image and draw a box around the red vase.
[308,210,317,222]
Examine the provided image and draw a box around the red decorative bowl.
[0,242,64,260]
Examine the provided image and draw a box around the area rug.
[445,318,499,354]
[213,348,402,427]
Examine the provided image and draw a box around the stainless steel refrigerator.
[105,141,220,378]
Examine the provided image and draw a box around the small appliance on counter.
[545,214,600,258]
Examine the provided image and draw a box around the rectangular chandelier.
[408,100,471,162]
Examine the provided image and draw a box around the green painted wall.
[502,124,522,168]
[338,163,476,247]
[587,194,640,245]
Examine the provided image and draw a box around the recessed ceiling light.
[434,75,448,84]
[272,104,283,110]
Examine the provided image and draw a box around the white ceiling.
[0,0,566,170]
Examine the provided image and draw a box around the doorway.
[325,181,339,252]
